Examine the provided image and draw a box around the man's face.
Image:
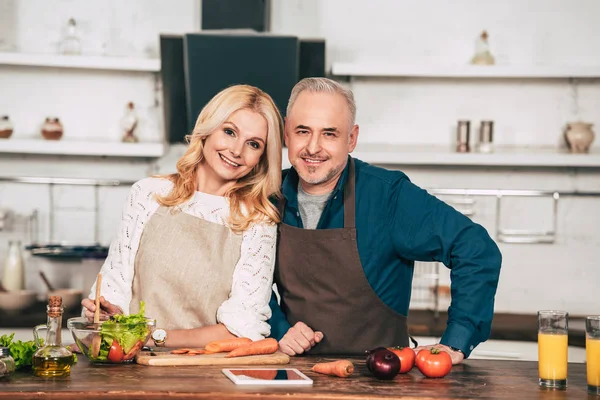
[285,91,358,194]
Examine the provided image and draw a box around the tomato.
[388,346,416,373]
[107,339,124,363]
[415,348,428,370]
[123,340,144,361]
[416,348,452,378]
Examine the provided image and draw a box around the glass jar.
[0,115,13,139]
[59,18,82,55]
[2,240,25,291]
[0,347,16,378]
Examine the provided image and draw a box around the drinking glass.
[587,316,600,395]
[538,310,568,389]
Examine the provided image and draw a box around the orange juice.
[587,337,600,387]
[538,332,568,380]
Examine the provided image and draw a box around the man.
[268,77,502,364]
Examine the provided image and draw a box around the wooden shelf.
[0,138,165,158]
[0,52,160,72]
[283,145,600,168]
[331,62,600,79]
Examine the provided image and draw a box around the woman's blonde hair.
[156,84,283,232]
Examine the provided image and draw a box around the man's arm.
[267,290,292,341]
[267,290,323,356]
[390,178,502,358]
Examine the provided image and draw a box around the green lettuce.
[0,333,40,369]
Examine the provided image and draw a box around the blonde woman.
[82,85,282,348]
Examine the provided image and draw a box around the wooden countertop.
[0,355,590,399]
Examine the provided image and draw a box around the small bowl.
[48,289,82,310]
[67,317,156,363]
[0,290,37,313]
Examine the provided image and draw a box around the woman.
[82,84,282,348]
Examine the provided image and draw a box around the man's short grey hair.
[286,77,356,125]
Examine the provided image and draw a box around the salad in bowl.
[68,302,156,363]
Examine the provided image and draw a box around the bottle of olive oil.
[32,295,74,377]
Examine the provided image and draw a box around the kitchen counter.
[0,356,590,399]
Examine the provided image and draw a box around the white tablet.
[222,368,313,385]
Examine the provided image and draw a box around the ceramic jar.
[121,102,139,143]
[41,117,63,140]
[564,122,595,153]
[0,116,13,139]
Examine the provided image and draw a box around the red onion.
[365,347,400,380]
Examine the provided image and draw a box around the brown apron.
[275,158,409,355]
[130,205,242,330]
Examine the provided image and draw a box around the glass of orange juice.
[587,316,600,395]
[538,310,568,389]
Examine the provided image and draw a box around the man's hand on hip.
[278,321,323,356]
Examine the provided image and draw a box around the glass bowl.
[67,317,156,364]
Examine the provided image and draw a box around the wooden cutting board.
[136,350,290,366]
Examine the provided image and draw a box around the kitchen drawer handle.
[495,193,559,245]
[497,230,555,244]
[447,198,476,205]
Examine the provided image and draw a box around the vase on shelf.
[0,116,13,139]
[41,117,64,140]
[564,122,595,153]
[471,30,495,66]
[121,102,139,143]
[2,240,25,291]
[59,18,82,56]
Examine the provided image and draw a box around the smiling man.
[268,78,502,364]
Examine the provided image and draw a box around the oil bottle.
[32,295,74,377]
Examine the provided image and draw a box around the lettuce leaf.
[0,333,41,369]
[94,301,149,357]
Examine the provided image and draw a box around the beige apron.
[130,205,242,330]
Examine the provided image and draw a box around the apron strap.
[279,158,357,228]
[343,157,356,229]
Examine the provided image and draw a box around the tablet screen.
[222,368,313,385]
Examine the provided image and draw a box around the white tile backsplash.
[0,0,598,319]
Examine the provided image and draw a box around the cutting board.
[136,350,290,366]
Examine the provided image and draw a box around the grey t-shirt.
[297,182,332,230]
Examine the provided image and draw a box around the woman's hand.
[81,296,123,321]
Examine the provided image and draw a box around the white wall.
[0,0,598,316]
[272,0,600,149]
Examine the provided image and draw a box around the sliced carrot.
[312,360,354,378]
[225,338,279,358]
[205,337,252,353]
[187,349,206,355]
[170,348,191,354]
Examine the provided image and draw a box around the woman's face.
[199,108,268,189]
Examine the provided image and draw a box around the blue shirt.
[269,157,502,358]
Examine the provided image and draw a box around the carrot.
[225,338,279,358]
[205,337,252,353]
[171,348,192,354]
[171,348,206,355]
[312,360,355,378]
